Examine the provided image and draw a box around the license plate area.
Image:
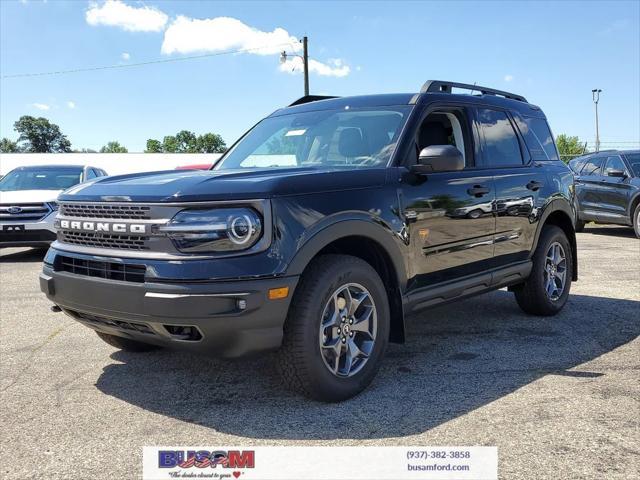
[1,225,25,232]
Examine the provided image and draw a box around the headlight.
[159,208,263,253]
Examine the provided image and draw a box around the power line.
[1,43,293,79]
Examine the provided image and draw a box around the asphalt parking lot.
[1,226,638,480]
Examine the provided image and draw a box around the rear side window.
[476,108,523,167]
[513,114,559,161]
[580,157,604,176]
[626,153,640,176]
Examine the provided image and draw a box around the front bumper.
[0,212,57,248]
[40,261,299,358]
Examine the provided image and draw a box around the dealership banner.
[143,446,497,480]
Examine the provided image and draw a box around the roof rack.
[420,80,527,103]
[289,95,339,107]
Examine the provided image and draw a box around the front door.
[575,155,605,221]
[400,106,496,291]
[598,154,633,224]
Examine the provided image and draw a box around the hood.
[58,167,387,203]
[0,189,62,204]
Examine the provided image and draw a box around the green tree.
[196,133,226,153]
[0,137,20,153]
[174,130,198,152]
[556,134,587,163]
[100,141,128,153]
[161,135,179,153]
[13,116,71,152]
[145,139,163,153]
[145,131,226,153]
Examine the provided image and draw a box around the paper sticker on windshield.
[285,129,306,137]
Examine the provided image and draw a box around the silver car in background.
[0,165,107,248]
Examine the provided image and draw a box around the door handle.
[526,180,544,191]
[467,185,490,197]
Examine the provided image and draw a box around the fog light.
[237,299,247,310]
[268,287,289,300]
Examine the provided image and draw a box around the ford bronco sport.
[40,80,578,402]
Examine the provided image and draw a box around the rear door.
[575,156,605,221]
[475,108,546,266]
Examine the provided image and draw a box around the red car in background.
[175,163,212,170]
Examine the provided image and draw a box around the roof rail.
[420,80,527,103]
[582,149,617,155]
[288,95,339,107]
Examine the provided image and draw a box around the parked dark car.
[570,150,640,237]
[40,80,578,401]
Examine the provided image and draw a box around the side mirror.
[606,169,626,178]
[411,145,464,174]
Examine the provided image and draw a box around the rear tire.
[276,254,390,402]
[574,220,585,233]
[633,204,640,239]
[95,331,160,352]
[514,225,572,316]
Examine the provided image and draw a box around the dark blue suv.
[40,80,578,401]
[569,150,640,237]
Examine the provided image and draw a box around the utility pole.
[280,36,310,96]
[592,89,602,152]
[302,36,309,96]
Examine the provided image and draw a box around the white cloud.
[67,101,76,109]
[161,15,351,78]
[161,16,300,56]
[86,0,168,33]
[121,52,130,60]
[504,74,514,82]
[279,56,350,78]
[32,103,50,111]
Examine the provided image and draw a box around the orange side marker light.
[268,287,289,300]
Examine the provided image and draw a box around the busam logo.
[159,450,255,470]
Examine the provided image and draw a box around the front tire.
[633,204,640,239]
[514,225,572,316]
[95,331,160,352]
[277,254,390,402]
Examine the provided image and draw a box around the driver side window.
[603,155,626,176]
[416,109,472,167]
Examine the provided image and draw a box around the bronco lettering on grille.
[58,219,147,234]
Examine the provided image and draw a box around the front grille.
[56,255,146,283]
[60,203,151,219]
[59,230,149,250]
[70,310,156,335]
[0,203,50,222]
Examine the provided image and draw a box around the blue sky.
[1,0,638,152]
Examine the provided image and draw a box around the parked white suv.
[0,165,107,248]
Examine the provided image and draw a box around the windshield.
[215,107,412,170]
[626,153,640,176]
[0,167,82,192]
